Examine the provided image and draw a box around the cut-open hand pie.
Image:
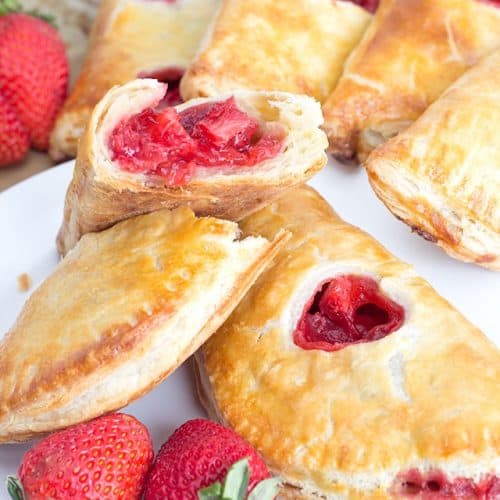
[180,0,374,103]
[196,186,500,498]
[0,207,287,443]
[49,0,218,161]
[56,79,327,256]
[365,50,500,270]
[322,0,500,162]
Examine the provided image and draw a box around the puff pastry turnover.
[196,186,500,498]
[365,50,500,270]
[322,0,500,162]
[0,207,287,443]
[180,0,372,103]
[56,79,327,256]
[49,0,218,161]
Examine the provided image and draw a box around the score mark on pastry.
[293,274,404,351]
[108,96,285,186]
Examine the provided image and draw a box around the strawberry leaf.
[198,481,223,500]
[248,478,281,500]
[6,476,25,500]
[221,458,249,500]
[0,0,57,27]
[0,0,21,15]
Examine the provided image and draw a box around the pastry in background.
[0,207,288,443]
[49,0,218,161]
[180,0,374,102]
[365,49,500,270]
[56,79,327,256]
[322,0,500,162]
[196,186,500,498]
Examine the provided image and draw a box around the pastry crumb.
[17,273,32,292]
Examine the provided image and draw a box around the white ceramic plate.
[0,160,498,493]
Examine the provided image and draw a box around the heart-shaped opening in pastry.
[108,95,286,186]
[138,67,185,107]
[343,0,379,13]
[293,274,404,352]
[392,469,500,498]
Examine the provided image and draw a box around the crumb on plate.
[17,273,32,292]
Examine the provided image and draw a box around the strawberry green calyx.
[6,476,25,500]
[0,0,20,15]
[198,458,281,500]
[0,0,56,27]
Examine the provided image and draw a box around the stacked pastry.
[2,0,499,497]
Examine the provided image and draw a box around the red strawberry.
[0,91,29,167]
[0,5,68,150]
[7,413,153,500]
[143,419,279,500]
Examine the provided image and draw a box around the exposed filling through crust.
[138,67,185,107]
[393,469,500,499]
[479,0,500,7]
[294,275,404,351]
[109,97,285,186]
[343,0,379,13]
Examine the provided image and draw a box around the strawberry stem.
[6,476,25,500]
[0,0,21,15]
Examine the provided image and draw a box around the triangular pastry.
[180,0,373,102]
[0,207,288,443]
[56,78,327,256]
[196,186,500,498]
[322,0,500,162]
[365,49,500,270]
[49,0,218,161]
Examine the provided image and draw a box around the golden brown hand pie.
[180,0,372,103]
[322,0,500,162]
[196,186,500,498]
[56,79,327,256]
[49,0,218,161]
[0,207,287,443]
[365,50,500,270]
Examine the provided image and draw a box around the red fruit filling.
[392,469,500,499]
[108,96,285,186]
[138,67,184,107]
[293,275,404,352]
[480,0,500,7]
[343,0,379,13]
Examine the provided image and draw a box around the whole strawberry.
[143,419,280,500]
[0,91,29,167]
[7,413,153,500]
[0,0,68,151]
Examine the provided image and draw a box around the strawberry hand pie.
[57,79,327,255]
[196,186,500,498]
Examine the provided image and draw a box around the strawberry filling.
[108,97,285,186]
[392,469,500,499]
[343,0,379,13]
[138,67,184,107]
[480,0,500,6]
[293,275,404,352]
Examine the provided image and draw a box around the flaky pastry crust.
[0,207,288,443]
[322,0,500,162]
[197,186,500,498]
[180,0,371,103]
[49,0,218,161]
[56,79,327,256]
[365,49,500,270]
